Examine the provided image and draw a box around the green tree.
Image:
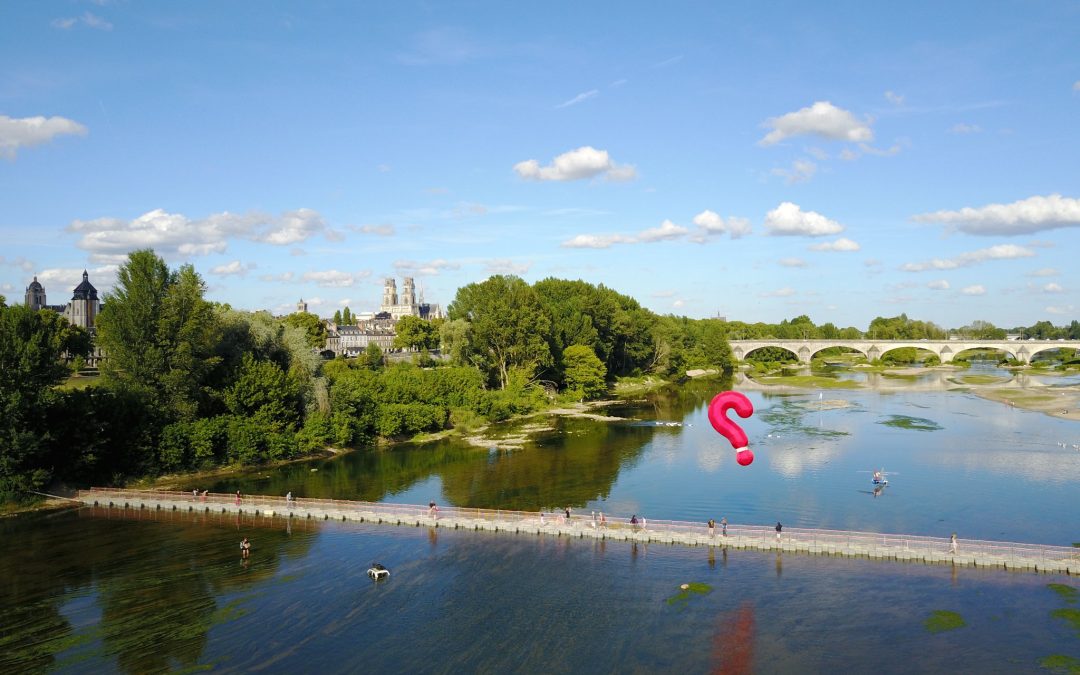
[562,345,607,400]
[223,353,301,429]
[0,305,71,500]
[448,275,552,389]
[342,307,352,325]
[439,318,471,364]
[283,311,327,349]
[333,309,342,325]
[362,342,384,370]
[393,315,438,351]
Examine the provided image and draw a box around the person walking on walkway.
[240,537,251,559]
[599,511,606,528]
[775,521,783,542]
[721,517,728,537]
[591,511,597,528]
[539,510,545,525]
[235,490,242,506]
[949,532,958,554]
[564,506,571,524]
[286,491,293,508]
[428,501,439,520]
[708,518,716,537]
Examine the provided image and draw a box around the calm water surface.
[4,370,1079,673]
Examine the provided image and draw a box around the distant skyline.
[2,2,1078,328]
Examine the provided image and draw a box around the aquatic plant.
[1048,584,1078,604]
[879,415,943,432]
[924,610,966,633]
[665,582,713,607]
[1051,608,1080,635]
[1038,653,1080,674]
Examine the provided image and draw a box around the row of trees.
[0,254,735,502]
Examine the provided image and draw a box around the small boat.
[367,563,390,580]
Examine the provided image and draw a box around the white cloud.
[1027,267,1058,277]
[809,237,860,252]
[0,255,35,272]
[0,115,87,159]
[771,159,818,184]
[210,260,254,277]
[949,123,981,134]
[778,257,807,268]
[884,91,905,105]
[393,259,460,275]
[52,12,112,31]
[562,218,699,249]
[901,244,1035,271]
[514,146,636,182]
[689,210,751,241]
[961,285,987,296]
[763,202,844,237]
[351,223,396,236]
[928,280,950,290]
[561,233,630,249]
[911,194,1080,235]
[302,270,369,288]
[759,101,873,146]
[68,208,330,263]
[672,299,685,308]
[1046,306,1068,315]
[758,287,797,298]
[35,265,118,294]
[637,219,688,242]
[555,89,599,109]
[1043,282,1064,293]
[485,259,532,275]
[259,271,295,283]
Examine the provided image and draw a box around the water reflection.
[0,508,315,674]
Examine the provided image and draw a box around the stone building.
[24,270,101,329]
[379,277,442,320]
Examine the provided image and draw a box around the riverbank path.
[76,488,1079,576]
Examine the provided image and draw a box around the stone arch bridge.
[729,339,1080,365]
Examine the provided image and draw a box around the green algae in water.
[879,415,943,432]
[1039,654,1080,674]
[1049,584,1078,604]
[758,400,851,438]
[666,582,713,608]
[1051,608,1080,635]
[924,610,966,633]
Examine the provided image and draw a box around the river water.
[4,367,1079,673]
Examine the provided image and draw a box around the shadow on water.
[0,507,315,674]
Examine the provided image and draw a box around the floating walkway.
[76,488,1079,576]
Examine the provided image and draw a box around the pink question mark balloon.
[708,391,755,466]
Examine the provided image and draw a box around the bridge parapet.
[729,339,1080,365]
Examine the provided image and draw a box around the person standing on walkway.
[721,517,728,537]
[235,490,242,506]
[286,491,293,508]
[949,532,958,554]
[591,511,597,528]
[708,518,715,537]
[539,510,545,525]
[428,501,439,520]
[240,537,250,559]
[775,521,783,542]
[599,511,606,528]
[564,506,571,524]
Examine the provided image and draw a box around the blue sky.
[2,1,1078,328]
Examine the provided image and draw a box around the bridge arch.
[951,345,1018,363]
[809,345,869,362]
[741,345,800,363]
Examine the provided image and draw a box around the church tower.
[297,298,308,313]
[381,278,398,311]
[64,270,99,329]
[24,276,46,311]
[402,277,417,312]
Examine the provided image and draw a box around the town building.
[379,277,442,320]
[24,270,101,329]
